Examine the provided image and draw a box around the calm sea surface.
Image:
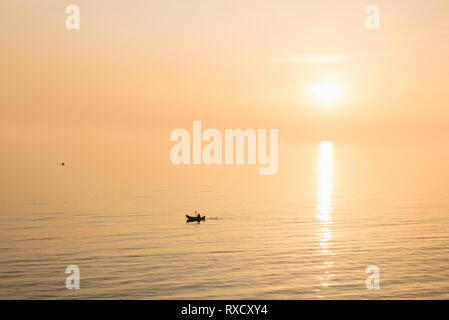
[1,140,449,299]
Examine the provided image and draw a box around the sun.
[307,82,346,104]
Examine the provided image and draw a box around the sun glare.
[307,83,346,104]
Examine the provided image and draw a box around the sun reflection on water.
[317,141,334,289]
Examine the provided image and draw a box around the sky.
[1,0,449,142]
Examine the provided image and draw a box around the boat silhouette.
[186,214,206,223]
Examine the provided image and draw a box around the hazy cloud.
[254,56,339,64]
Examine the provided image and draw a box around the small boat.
[186,214,206,222]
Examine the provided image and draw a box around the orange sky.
[1,0,449,142]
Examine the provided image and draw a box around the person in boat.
[195,211,201,219]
